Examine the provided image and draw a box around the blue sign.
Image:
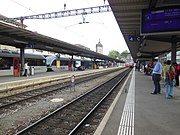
[128,36,141,42]
[141,6,180,34]
[56,53,60,59]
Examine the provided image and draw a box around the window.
[60,60,69,66]
[0,57,12,70]
[25,58,46,66]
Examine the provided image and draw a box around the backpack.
[166,66,175,80]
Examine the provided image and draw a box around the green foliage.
[121,50,129,58]
[108,50,129,60]
[108,50,120,59]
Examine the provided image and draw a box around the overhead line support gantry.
[2,5,111,28]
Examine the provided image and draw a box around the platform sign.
[128,36,141,42]
[56,60,60,68]
[56,53,60,60]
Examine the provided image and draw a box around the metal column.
[71,55,74,71]
[171,36,177,64]
[20,47,25,76]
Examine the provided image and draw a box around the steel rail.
[15,69,131,135]
[68,69,131,135]
[0,68,121,111]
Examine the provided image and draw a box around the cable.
[8,0,88,41]
[84,0,107,27]
[83,1,105,26]
[9,0,36,13]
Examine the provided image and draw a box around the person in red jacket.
[173,62,180,86]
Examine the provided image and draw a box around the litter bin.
[30,66,34,75]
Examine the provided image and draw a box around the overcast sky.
[0,0,129,55]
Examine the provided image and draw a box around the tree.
[108,50,120,59]
[120,50,129,58]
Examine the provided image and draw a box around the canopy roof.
[0,22,123,63]
[108,0,180,61]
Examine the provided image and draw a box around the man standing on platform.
[151,59,162,94]
[24,62,29,77]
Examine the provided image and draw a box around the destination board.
[141,6,180,35]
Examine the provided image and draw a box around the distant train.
[125,63,134,68]
[45,54,122,72]
[0,50,121,77]
[0,50,46,76]
[45,55,93,72]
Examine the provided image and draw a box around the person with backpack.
[163,60,175,98]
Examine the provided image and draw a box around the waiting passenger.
[161,61,167,77]
[146,63,153,75]
[163,60,175,98]
[24,62,29,77]
[151,59,162,95]
[173,62,180,87]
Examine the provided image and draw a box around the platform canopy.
[108,0,180,61]
[0,22,123,63]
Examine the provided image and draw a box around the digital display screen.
[141,6,180,35]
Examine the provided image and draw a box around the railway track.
[0,68,123,114]
[15,68,131,135]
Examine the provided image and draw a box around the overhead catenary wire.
[8,0,89,41]
[84,0,112,40]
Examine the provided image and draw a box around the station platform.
[0,70,71,84]
[95,68,180,135]
[0,67,120,93]
[0,70,74,93]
